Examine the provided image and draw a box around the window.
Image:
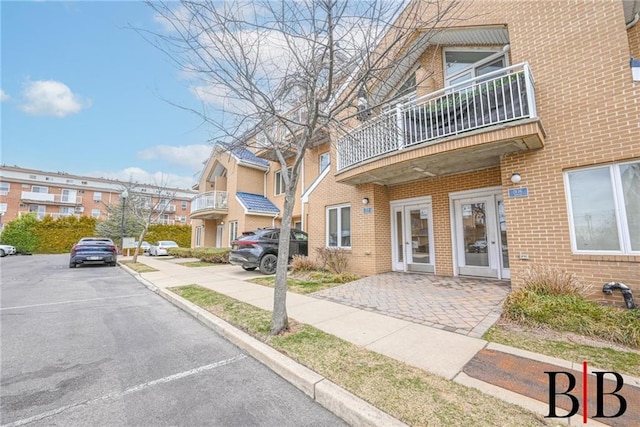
[319,152,330,173]
[565,161,640,254]
[444,49,506,87]
[29,205,46,219]
[0,203,7,213]
[31,186,48,193]
[181,201,188,210]
[60,206,74,216]
[91,209,101,218]
[229,221,238,245]
[66,179,74,184]
[0,182,9,196]
[326,204,351,248]
[93,192,102,202]
[294,221,302,230]
[275,168,291,195]
[195,226,203,247]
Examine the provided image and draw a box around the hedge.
[168,247,230,264]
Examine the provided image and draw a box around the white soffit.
[428,26,509,46]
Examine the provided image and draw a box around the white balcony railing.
[20,192,82,204]
[337,62,537,171]
[190,191,228,214]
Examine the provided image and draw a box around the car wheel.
[69,262,76,268]
[259,254,277,275]
[242,266,257,271]
[109,262,117,267]
[0,249,5,257]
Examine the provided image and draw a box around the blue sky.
[1,1,214,190]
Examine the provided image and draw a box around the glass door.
[392,201,434,273]
[454,196,500,278]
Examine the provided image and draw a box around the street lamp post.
[120,189,128,255]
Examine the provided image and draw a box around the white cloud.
[0,89,10,102]
[137,144,212,171]
[19,80,90,117]
[87,167,195,191]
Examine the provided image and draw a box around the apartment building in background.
[192,0,639,301]
[0,165,197,229]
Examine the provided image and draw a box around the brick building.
[191,0,639,299]
[0,165,197,229]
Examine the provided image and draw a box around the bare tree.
[97,179,179,262]
[141,0,465,334]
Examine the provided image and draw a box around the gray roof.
[236,192,279,214]
[231,147,270,168]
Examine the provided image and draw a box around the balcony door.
[391,198,434,273]
[452,188,509,279]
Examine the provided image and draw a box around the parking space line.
[1,354,248,427]
[0,294,150,311]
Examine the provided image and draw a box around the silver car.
[0,244,16,257]
[149,240,179,256]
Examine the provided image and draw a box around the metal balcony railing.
[190,191,229,214]
[337,63,537,171]
[20,192,82,205]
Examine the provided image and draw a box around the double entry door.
[391,198,435,273]
[452,189,509,279]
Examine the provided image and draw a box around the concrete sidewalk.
[120,256,639,427]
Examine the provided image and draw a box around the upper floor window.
[0,202,7,213]
[444,49,506,87]
[319,152,330,173]
[94,192,102,202]
[0,182,9,195]
[91,208,101,218]
[327,204,351,248]
[181,201,188,210]
[564,160,640,254]
[275,168,291,196]
[31,186,48,193]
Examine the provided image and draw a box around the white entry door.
[392,199,434,273]
[453,191,509,279]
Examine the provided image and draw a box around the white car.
[149,240,179,256]
[0,244,16,257]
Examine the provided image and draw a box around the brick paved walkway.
[311,273,511,338]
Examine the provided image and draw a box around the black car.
[69,237,118,268]
[230,228,308,274]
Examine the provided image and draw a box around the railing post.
[523,63,537,118]
[396,103,404,150]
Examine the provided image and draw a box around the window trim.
[326,203,351,249]
[274,167,291,196]
[93,192,102,202]
[564,161,639,255]
[91,208,101,218]
[319,152,330,173]
[229,221,238,246]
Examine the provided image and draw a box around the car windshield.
[159,241,178,246]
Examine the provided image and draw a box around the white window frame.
[0,182,9,196]
[229,221,238,245]
[326,204,351,248]
[181,201,188,210]
[564,160,639,255]
[319,152,330,173]
[443,48,507,87]
[274,168,291,196]
[195,226,203,247]
[0,202,8,213]
[31,185,49,194]
[93,192,102,202]
[91,209,101,218]
[60,206,75,216]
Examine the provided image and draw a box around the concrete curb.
[119,262,408,427]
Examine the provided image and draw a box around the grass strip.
[171,284,549,427]
[119,260,158,273]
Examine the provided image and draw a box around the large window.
[565,161,639,254]
[93,192,102,202]
[326,204,351,248]
[31,186,48,193]
[0,182,9,196]
[444,49,506,86]
[275,168,291,195]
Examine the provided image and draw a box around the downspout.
[627,13,639,29]
[272,213,279,228]
[300,159,305,231]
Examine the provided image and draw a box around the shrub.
[291,255,317,272]
[0,214,39,253]
[519,264,587,296]
[315,247,350,274]
[166,247,230,264]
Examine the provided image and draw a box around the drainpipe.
[272,213,279,228]
[300,159,305,231]
[627,13,639,29]
[602,282,637,309]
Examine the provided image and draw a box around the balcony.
[18,211,80,220]
[336,63,545,186]
[190,191,229,220]
[20,192,82,205]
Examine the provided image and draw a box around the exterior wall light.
[510,173,522,184]
[362,197,370,205]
